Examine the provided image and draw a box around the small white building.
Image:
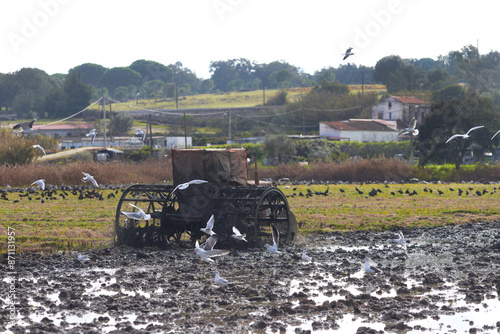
[370,96,430,125]
[319,119,399,142]
[33,123,93,138]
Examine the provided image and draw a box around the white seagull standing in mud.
[172,179,208,193]
[82,172,99,187]
[13,119,37,135]
[195,235,230,263]
[32,145,46,155]
[77,253,89,261]
[135,129,146,141]
[446,126,484,144]
[121,203,151,221]
[214,270,231,285]
[398,117,419,136]
[264,224,282,254]
[301,250,312,261]
[86,129,97,144]
[31,179,46,191]
[200,215,216,236]
[231,226,247,242]
[393,231,407,250]
[364,257,381,274]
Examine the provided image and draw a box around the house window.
[421,112,425,122]
[389,112,392,120]
[378,112,383,119]
[388,102,392,109]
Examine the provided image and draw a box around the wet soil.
[2,221,500,333]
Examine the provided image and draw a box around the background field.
[2,182,499,254]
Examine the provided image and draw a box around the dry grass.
[0,158,173,188]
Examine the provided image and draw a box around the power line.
[40,98,103,127]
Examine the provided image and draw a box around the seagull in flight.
[13,119,37,135]
[32,145,46,155]
[172,179,208,193]
[200,215,216,236]
[264,224,282,254]
[86,129,97,144]
[393,231,407,250]
[364,257,381,274]
[343,47,354,60]
[398,117,419,136]
[194,235,230,263]
[231,226,247,242]
[446,126,485,143]
[121,203,151,221]
[77,253,89,261]
[301,250,312,261]
[82,172,99,187]
[214,270,231,285]
[135,129,146,141]
[31,179,46,191]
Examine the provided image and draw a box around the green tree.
[69,63,107,87]
[97,67,142,95]
[109,112,133,135]
[114,86,129,101]
[227,79,244,91]
[130,59,173,83]
[201,79,214,93]
[417,90,499,169]
[263,134,296,163]
[142,80,164,100]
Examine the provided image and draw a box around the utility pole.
[183,112,187,148]
[262,77,266,106]
[228,110,232,141]
[149,114,153,156]
[102,95,107,148]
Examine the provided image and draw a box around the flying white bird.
[231,226,247,242]
[135,129,146,141]
[364,257,381,274]
[86,129,97,144]
[172,179,208,193]
[121,203,151,221]
[194,235,230,263]
[77,253,89,261]
[200,215,216,236]
[13,119,37,135]
[82,172,99,187]
[301,250,312,261]
[31,179,45,190]
[264,224,281,254]
[214,270,231,285]
[343,47,354,60]
[446,126,485,143]
[491,129,500,140]
[32,145,46,155]
[393,231,407,250]
[398,117,419,136]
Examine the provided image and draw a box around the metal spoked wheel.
[115,184,172,248]
[255,187,294,247]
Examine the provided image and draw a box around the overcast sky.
[1,0,497,79]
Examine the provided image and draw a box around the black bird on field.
[339,189,345,193]
[476,190,482,196]
[397,189,404,194]
[438,190,444,195]
[391,191,396,196]
[355,187,363,195]
[458,189,463,196]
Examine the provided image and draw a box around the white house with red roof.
[33,123,93,138]
[370,96,431,126]
[319,119,398,142]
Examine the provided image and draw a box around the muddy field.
[2,221,500,333]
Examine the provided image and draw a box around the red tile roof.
[33,124,92,130]
[392,96,426,104]
[323,120,396,132]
